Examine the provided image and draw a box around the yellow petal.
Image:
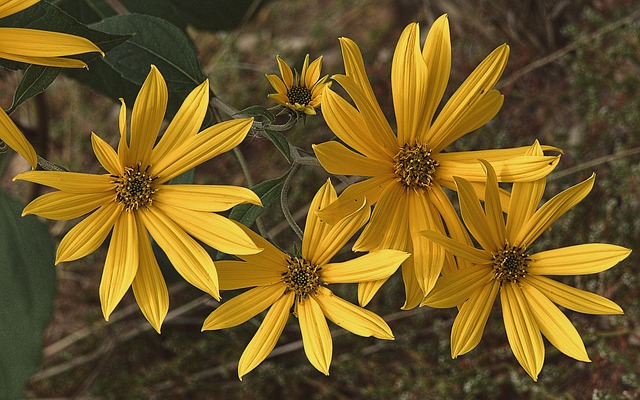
[138,207,219,299]
[528,244,631,276]
[117,98,129,165]
[265,74,287,95]
[91,132,122,175]
[358,278,388,307]
[151,118,253,184]
[129,65,167,166]
[0,107,36,168]
[400,254,425,310]
[154,202,261,256]
[421,14,451,135]
[132,220,169,333]
[315,286,393,339]
[23,191,108,220]
[305,55,322,88]
[0,51,87,68]
[392,23,429,144]
[479,160,506,245]
[238,291,294,380]
[319,86,394,159]
[419,230,491,265]
[429,44,509,152]
[151,79,209,164]
[217,260,283,290]
[422,264,493,308]
[434,143,558,162]
[313,141,393,177]
[275,55,293,88]
[202,284,285,330]
[453,176,498,251]
[302,179,336,262]
[56,202,120,263]
[514,174,595,247]
[524,275,623,315]
[100,210,138,321]
[321,249,408,283]
[0,0,39,18]
[154,184,261,212]
[437,155,560,184]
[14,170,113,194]
[501,284,544,381]
[298,296,332,375]
[230,221,288,267]
[521,282,590,362]
[451,280,499,357]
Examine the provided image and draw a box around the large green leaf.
[0,189,56,400]
[229,175,285,228]
[167,0,265,31]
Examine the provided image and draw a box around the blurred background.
[1,0,639,398]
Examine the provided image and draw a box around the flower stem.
[281,162,304,241]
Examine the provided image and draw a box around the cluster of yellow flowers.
[0,3,630,383]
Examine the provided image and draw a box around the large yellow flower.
[14,66,262,332]
[421,146,630,381]
[266,54,330,115]
[313,15,560,309]
[0,0,102,68]
[202,179,409,379]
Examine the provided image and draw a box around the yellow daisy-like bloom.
[0,0,103,68]
[14,66,262,333]
[0,107,37,168]
[421,145,630,381]
[202,179,409,379]
[266,54,330,115]
[313,15,560,309]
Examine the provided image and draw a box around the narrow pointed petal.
[100,211,138,321]
[91,132,122,175]
[117,98,129,165]
[0,108,36,168]
[266,74,287,94]
[451,280,499,357]
[14,171,113,193]
[302,179,336,262]
[514,174,595,247]
[0,0,39,18]
[238,292,294,380]
[316,286,393,339]
[154,202,261,255]
[422,265,493,308]
[319,86,394,159]
[392,23,429,144]
[299,296,333,375]
[479,160,507,245]
[132,221,168,333]
[0,51,87,68]
[151,118,253,184]
[429,44,509,152]
[525,275,623,315]
[230,221,288,267]
[202,284,285,330]
[528,244,631,276]
[419,230,491,267]
[305,56,322,88]
[454,176,499,251]
[138,207,219,299]
[216,260,283,290]
[154,184,261,212]
[421,15,451,134]
[322,250,408,284]
[56,202,120,263]
[400,255,425,310]
[313,141,393,177]
[434,144,559,162]
[437,155,560,184]
[276,55,294,88]
[23,191,108,220]
[358,278,388,307]
[501,284,544,381]
[521,282,590,362]
[151,79,209,164]
[129,65,167,166]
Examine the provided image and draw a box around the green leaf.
[51,0,117,24]
[65,13,211,124]
[236,105,275,123]
[0,189,56,400]
[167,0,267,31]
[264,129,292,162]
[7,66,61,114]
[229,175,285,228]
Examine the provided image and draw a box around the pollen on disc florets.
[287,86,313,106]
[393,141,439,190]
[112,163,156,211]
[491,243,530,285]
[282,255,321,302]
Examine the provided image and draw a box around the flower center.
[282,256,321,301]
[287,86,312,106]
[393,141,439,190]
[491,243,530,285]
[112,163,156,211]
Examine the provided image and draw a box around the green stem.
[280,163,304,241]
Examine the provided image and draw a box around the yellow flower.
[266,54,330,115]
[0,107,37,168]
[202,179,409,379]
[313,15,561,309]
[421,144,630,381]
[14,66,262,332]
[0,0,103,68]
